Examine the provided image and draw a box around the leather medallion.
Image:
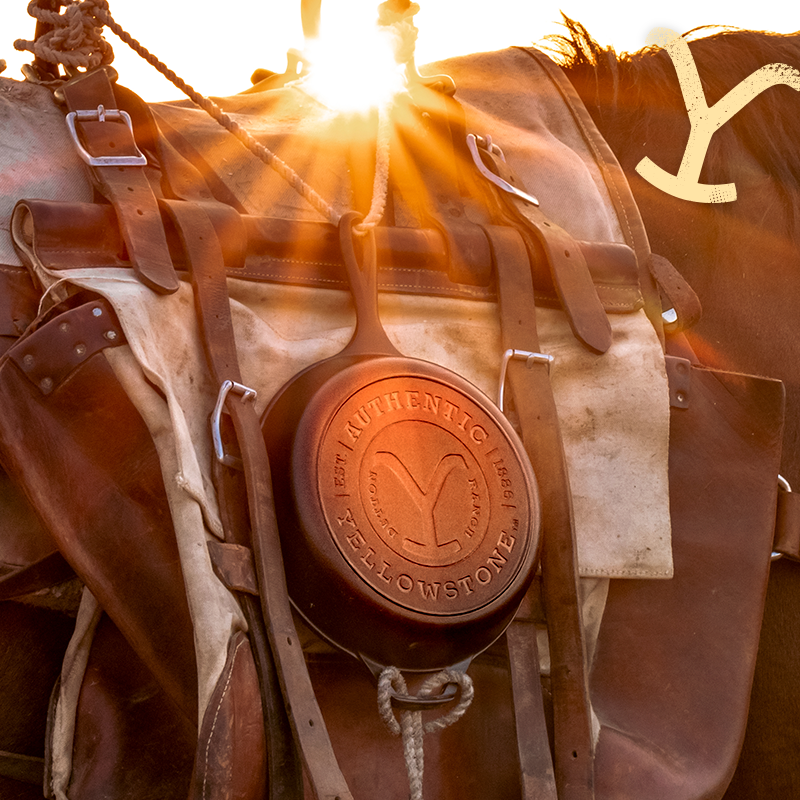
[318,373,531,617]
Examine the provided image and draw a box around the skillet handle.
[339,211,400,357]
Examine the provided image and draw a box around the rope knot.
[377,666,474,800]
[15,0,114,73]
[377,0,420,67]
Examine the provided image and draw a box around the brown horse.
[556,19,800,800]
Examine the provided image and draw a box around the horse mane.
[549,16,800,213]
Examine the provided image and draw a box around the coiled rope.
[14,0,420,234]
[14,0,113,71]
[377,667,474,800]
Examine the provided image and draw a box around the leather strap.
[160,199,352,800]
[506,592,558,800]
[519,48,664,341]
[112,94,302,798]
[476,146,611,355]
[0,749,45,785]
[648,253,703,333]
[59,68,179,294]
[0,550,74,602]
[488,224,595,800]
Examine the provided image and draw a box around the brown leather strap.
[0,749,45,785]
[0,550,74,602]
[519,48,663,341]
[475,142,611,355]
[774,488,800,561]
[488,224,595,800]
[59,69,179,294]
[506,593,558,800]
[649,253,703,333]
[160,199,352,800]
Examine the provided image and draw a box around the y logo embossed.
[367,450,476,564]
[638,30,800,202]
[322,374,530,617]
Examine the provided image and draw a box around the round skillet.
[262,212,540,671]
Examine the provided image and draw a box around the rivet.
[92,307,103,317]
[676,391,686,403]
[104,330,118,341]
[75,343,87,356]
[59,322,70,333]
[40,377,53,392]
[23,354,34,367]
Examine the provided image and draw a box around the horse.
[554,19,800,800]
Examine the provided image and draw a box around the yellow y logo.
[636,37,800,203]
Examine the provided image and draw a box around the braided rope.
[378,1,420,66]
[95,5,343,224]
[14,0,113,70]
[378,666,474,800]
[354,101,393,235]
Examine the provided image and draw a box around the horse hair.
[549,16,800,219]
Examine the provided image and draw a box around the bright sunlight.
[298,3,409,113]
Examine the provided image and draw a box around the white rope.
[354,100,393,235]
[352,3,423,234]
[377,666,474,800]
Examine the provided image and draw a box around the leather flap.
[14,198,642,310]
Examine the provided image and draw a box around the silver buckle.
[466,133,539,207]
[211,380,258,469]
[65,105,148,167]
[498,348,554,412]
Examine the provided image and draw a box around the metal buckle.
[466,133,539,207]
[211,380,258,470]
[65,105,147,167]
[772,474,793,561]
[498,348,554,412]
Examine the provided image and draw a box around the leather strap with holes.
[160,198,352,800]
[487,224,595,800]
[59,68,179,294]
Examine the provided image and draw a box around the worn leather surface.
[305,647,522,800]
[67,614,195,800]
[591,362,784,799]
[13,198,641,308]
[0,333,198,722]
[773,490,800,561]
[189,631,267,800]
[0,48,785,800]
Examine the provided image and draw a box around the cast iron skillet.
[262,212,540,671]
